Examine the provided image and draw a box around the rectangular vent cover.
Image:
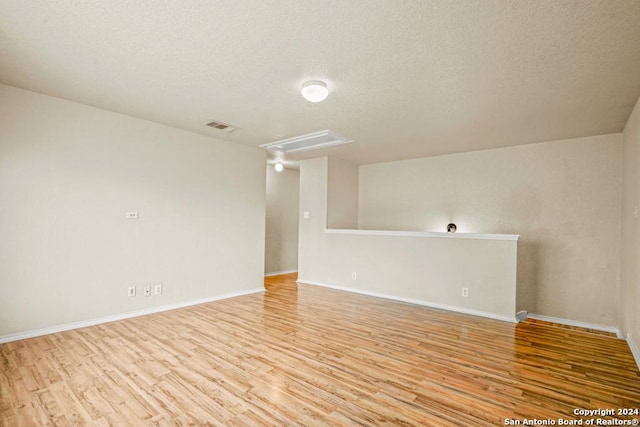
[260,130,353,153]
[205,120,237,133]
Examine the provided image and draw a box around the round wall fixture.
[301,81,329,103]
[274,162,284,172]
[447,223,457,233]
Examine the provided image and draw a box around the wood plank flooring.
[2,273,639,426]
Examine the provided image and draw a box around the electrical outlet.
[352,272,357,280]
[154,283,162,295]
[143,286,151,297]
[462,288,469,297]
[128,286,136,297]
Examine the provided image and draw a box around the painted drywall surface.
[265,166,299,274]
[0,84,266,337]
[358,134,622,326]
[298,157,517,320]
[621,95,640,348]
[327,157,359,228]
[298,158,329,280]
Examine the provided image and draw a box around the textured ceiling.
[1,0,640,164]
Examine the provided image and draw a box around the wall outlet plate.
[143,286,151,297]
[154,283,162,295]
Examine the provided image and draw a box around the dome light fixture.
[301,80,329,103]
[447,223,457,233]
[274,162,284,172]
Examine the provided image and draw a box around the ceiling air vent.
[260,130,353,153]
[205,120,237,133]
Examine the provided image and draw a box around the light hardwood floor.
[2,273,639,426]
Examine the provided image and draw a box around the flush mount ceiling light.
[260,130,353,154]
[274,162,284,172]
[301,80,329,103]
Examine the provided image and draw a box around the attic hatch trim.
[260,130,353,153]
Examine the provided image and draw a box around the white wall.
[358,135,622,327]
[327,157,359,229]
[621,95,640,353]
[265,166,299,275]
[298,157,518,322]
[0,84,266,339]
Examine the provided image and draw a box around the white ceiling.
[1,0,640,165]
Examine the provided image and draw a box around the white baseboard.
[0,288,265,344]
[527,313,623,338]
[297,279,517,324]
[265,270,298,277]
[627,334,640,372]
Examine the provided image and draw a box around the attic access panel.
[260,130,353,153]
